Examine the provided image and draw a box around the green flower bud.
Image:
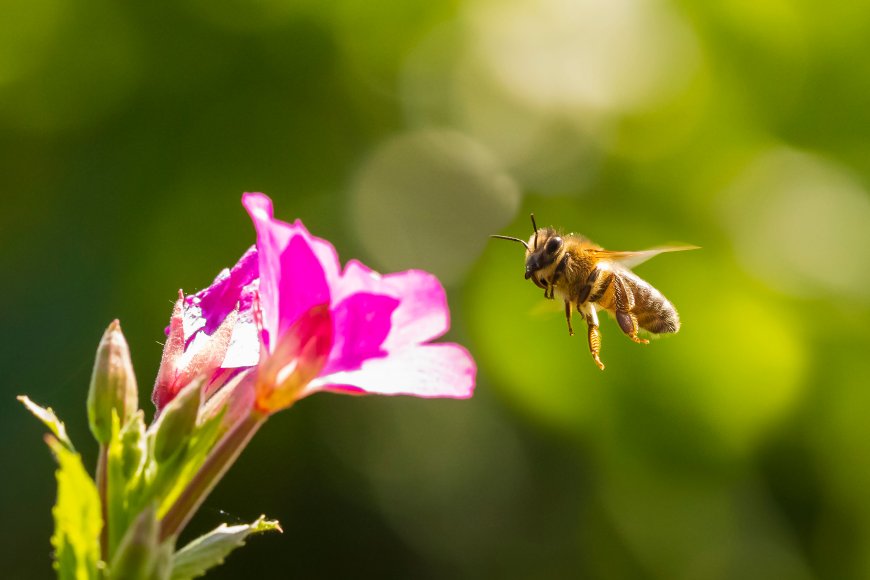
[108,504,158,580]
[87,320,139,444]
[153,378,203,463]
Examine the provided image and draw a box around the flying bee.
[491,214,697,370]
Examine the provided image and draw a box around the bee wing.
[589,245,699,269]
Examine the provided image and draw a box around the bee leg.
[584,309,605,370]
[614,276,649,345]
[564,300,574,336]
[539,278,554,300]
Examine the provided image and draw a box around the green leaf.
[19,395,75,451]
[47,435,102,580]
[170,515,281,580]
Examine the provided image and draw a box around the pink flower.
[152,193,476,415]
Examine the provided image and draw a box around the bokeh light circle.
[721,148,870,302]
[349,129,521,285]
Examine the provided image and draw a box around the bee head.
[524,226,562,280]
[490,214,564,284]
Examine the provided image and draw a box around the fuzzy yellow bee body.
[492,215,696,370]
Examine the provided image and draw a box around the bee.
[492,214,697,370]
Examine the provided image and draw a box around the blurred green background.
[3,0,870,578]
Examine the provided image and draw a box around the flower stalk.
[96,443,108,559]
[159,410,267,542]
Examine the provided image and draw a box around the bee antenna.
[530,213,539,249]
[490,235,529,250]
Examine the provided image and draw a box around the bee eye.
[546,237,562,254]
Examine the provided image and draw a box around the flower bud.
[152,291,240,412]
[108,503,158,579]
[153,378,203,463]
[88,320,139,444]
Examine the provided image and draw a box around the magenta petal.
[276,236,331,335]
[335,261,449,347]
[166,246,256,340]
[294,221,342,290]
[242,193,341,286]
[321,292,399,375]
[243,193,333,343]
[332,260,383,303]
[195,245,258,334]
[381,269,450,349]
[311,343,476,399]
[244,193,286,343]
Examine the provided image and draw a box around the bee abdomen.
[623,273,680,334]
[637,309,679,334]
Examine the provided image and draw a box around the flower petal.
[321,292,399,375]
[277,236,331,335]
[194,245,258,334]
[335,260,450,347]
[243,193,334,345]
[310,343,476,399]
[242,193,340,286]
[381,269,450,349]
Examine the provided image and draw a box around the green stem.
[96,443,108,559]
[159,411,266,541]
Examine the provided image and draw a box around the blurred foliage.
[2,0,870,578]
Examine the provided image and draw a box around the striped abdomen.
[619,269,680,334]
